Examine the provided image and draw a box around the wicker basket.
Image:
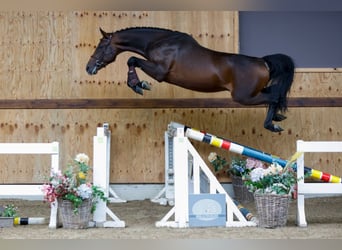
[254,193,290,228]
[231,175,254,203]
[59,198,92,229]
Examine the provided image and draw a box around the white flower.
[208,152,218,163]
[275,163,283,172]
[264,186,275,194]
[50,170,63,186]
[76,184,92,199]
[250,167,265,182]
[75,153,89,165]
[264,163,283,176]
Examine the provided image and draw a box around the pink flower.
[246,158,265,170]
[41,184,57,203]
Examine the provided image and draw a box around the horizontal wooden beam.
[0,98,341,109]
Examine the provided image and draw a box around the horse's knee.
[127,57,138,66]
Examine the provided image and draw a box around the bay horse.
[86,27,295,132]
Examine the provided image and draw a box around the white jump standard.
[296,140,342,227]
[0,141,59,228]
[156,123,257,228]
[91,123,125,228]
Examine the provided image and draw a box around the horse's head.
[86,28,118,75]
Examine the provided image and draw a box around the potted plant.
[0,204,18,228]
[42,153,107,229]
[244,162,297,228]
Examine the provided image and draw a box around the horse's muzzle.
[86,66,98,75]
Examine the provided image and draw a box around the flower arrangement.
[42,153,107,214]
[208,152,265,178]
[244,162,297,195]
[0,204,18,217]
[230,157,265,177]
[208,152,229,172]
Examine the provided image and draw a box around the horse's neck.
[114,29,170,56]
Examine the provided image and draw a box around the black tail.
[262,53,295,113]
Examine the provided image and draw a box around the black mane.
[115,26,176,34]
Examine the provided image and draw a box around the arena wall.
[0,11,341,185]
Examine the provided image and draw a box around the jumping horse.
[86,27,295,132]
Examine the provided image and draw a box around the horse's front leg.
[127,56,166,95]
[126,64,151,96]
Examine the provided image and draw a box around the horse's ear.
[99,27,109,38]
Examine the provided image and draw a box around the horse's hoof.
[139,80,151,90]
[273,114,287,122]
[131,85,144,95]
[273,125,284,132]
[264,124,284,133]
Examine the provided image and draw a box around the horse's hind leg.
[232,90,284,132]
[264,104,284,132]
[273,113,287,122]
[260,85,286,122]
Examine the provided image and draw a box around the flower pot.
[0,217,13,228]
[231,175,254,203]
[58,199,92,229]
[254,193,290,228]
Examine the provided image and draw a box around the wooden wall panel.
[292,72,342,97]
[1,107,341,184]
[0,11,341,185]
[0,11,72,99]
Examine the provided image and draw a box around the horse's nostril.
[86,66,92,74]
[86,66,93,75]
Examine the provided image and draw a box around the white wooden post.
[173,127,189,227]
[92,123,125,228]
[93,126,109,223]
[296,140,342,227]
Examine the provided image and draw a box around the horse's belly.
[168,78,228,93]
[166,56,231,92]
[166,67,230,92]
